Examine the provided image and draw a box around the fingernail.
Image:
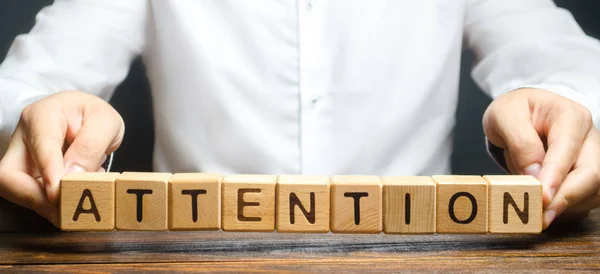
[45,181,53,197]
[65,164,86,175]
[544,209,556,227]
[523,163,541,178]
[548,187,556,202]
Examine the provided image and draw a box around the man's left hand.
[483,88,600,229]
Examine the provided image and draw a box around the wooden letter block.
[60,172,120,231]
[169,173,222,231]
[381,176,436,234]
[222,174,276,231]
[330,175,382,233]
[276,175,330,233]
[116,172,171,231]
[433,175,488,234]
[484,175,542,234]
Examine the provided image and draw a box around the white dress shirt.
[1,0,600,176]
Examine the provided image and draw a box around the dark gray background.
[1,0,599,175]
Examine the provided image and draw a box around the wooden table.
[1,209,599,272]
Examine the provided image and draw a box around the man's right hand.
[0,90,124,226]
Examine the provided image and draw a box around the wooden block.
[60,172,120,231]
[433,175,488,234]
[484,175,542,234]
[116,172,171,231]
[169,173,222,231]
[330,175,382,233]
[276,175,330,233]
[222,174,276,231]
[381,176,436,234]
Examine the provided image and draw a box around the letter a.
[72,189,101,222]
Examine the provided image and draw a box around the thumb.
[483,98,545,177]
[63,109,124,174]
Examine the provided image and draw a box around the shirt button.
[310,95,323,109]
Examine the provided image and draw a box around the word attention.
[60,172,543,234]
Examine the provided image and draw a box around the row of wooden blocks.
[60,173,542,234]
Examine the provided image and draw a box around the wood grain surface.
[169,173,222,231]
[115,172,171,231]
[276,175,330,233]
[434,175,489,234]
[382,176,436,234]
[0,209,599,272]
[484,175,543,234]
[60,172,120,231]
[330,175,382,233]
[221,175,277,232]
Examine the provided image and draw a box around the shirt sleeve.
[0,0,148,154]
[465,0,600,129]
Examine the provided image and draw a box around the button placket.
[297,0,333,174]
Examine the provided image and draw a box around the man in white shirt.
[0,0,599,229]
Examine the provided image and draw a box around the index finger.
[21,108,68,204]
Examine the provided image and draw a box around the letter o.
[448,192,478,224]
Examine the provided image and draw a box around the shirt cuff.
[485,137,509,173]
[102,153,114,172]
